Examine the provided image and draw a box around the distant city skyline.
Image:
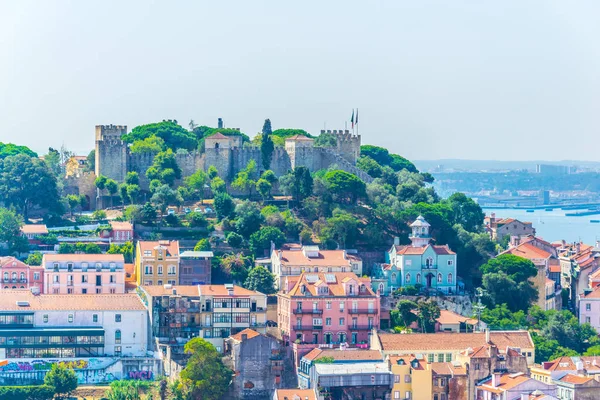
[1,1,599,161]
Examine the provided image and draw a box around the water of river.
[482,208,600,245]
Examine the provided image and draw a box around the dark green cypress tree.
[260,119,274,170]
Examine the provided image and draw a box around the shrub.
[226,232,244,248]
[0,385,55,400]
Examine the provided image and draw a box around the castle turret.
[95,124,128,182]
[409,215,431,247]
[322,129,361,164]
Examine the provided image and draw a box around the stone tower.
[95,125,128,182]
[204,133,235,179]
[322,129,361,164]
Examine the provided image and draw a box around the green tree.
[256,178,272,200]
[0,208,28,254]
[123,120,197,151]
[194,239,211,251]
[44,363,78,399]
[232,160,257,197]
[185,170,208,201]
[150,184,183,217]
[92,209,107,220]
[126,184,141,204]
[66,194,82,217]
[180,338,231,400]
[188,212,207,227]
[360,145,418,173]
[207,165,218,180]
[448,192,485,232]
[125,171,140,185]
[95,175,107,191]
[249,226,285,256]
[107,242,134,263]
[214,192,235,220]
[218,253,251,284]
[260,119,274,170]
[235,201,264,238]
[390,300,418,328]
[140,202,157,224]
[324,170,366,204]
[480,254,538,312]
[319,209,361,248]
[279,166,313,202]
[0,142,37,159]
[130,135,166,154]
[417,300,440,333]
[226,232,244,248]
[104,379,151,400]
[481,304,528,330]
[261,170,277,184]
[25,251,43,266]
[211,176,227,194]
[118,184,129,205]
[584,345,600,356]
[146,149,182,186]
[244,265,276,295]
[0,153,62,219]
[105,179,119,207]
[86,149,95,172]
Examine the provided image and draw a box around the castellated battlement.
[95,124,127,141]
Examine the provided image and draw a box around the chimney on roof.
[577,243,581,253]
[394,237,400,246]
[172,288,177,295]
[485,328,491,344]
[225,284,234,296]
[491,372,501,387]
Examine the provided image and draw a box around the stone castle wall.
[64,172,98,210]
[91,126,369,206]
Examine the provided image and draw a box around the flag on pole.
[355,108,359,125]
[351,109,355,129]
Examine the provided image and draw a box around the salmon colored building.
[0,257,43,292]
[278,272,379,347]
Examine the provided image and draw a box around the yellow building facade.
[389,355,433,400]
[135,240,180,286]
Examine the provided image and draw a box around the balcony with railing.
[295,325,323,331]
[347,325,374,331]
[348,309,378,315]
[292,308,323,315]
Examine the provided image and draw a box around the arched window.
[448,273,453,284]
[3,272,7,281]
[115,329,121,344]
[379,283,384,293]
[405,273,411,283]
[20,272,25,281]
[391,273,397,283]
[416,274,421,284]
[11,272,17,280]
[437,273,442,283]
[426,258,434,268]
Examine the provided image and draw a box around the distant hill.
[414,159,600,172]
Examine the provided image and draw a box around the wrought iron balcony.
[292,308,323,315]
[347,325,374,331]
[348,309,378,314]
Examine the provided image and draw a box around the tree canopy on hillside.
[123,120,197,151]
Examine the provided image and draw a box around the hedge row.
[0,385,54,400]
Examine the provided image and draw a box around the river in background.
[482,208,600,245]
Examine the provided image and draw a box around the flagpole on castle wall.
[356,108,359,136]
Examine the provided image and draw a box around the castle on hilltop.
[81,123,371,208]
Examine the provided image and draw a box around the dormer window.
[300,285,306,294]
[348,285,354,295]
[67,263,73,272]
[360,284,366,293]
[109,263,116,271]
[53,263,59,272]
[81,263,88,271]
[95,263,102,271]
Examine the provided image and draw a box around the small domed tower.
[409,215,431,247]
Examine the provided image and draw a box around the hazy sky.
[1,1,599,161]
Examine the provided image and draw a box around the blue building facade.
[372,216,457,296]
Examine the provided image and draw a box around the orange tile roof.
[549,265,561,273]
[430,362,467,376]
[581,286,600,299]
[478,373,531,394]
[389,355,427,370]
[468,346,491,358]
[0,257,30,269]
[378,331,533,352]
[274,389,317,400]
[503,242,552,260]
[394,244,456,256]
[558,374,594,384]
[20,224,48,234]
[138,240,179,257]
[303,348,323,361]
[109,221,133,230]
[0,290,145,311]
[230,328,261,342]
[206,133,229,139]
[542,356,577,371]
[42,253,124,262]
[124,263,135,276]
[437,310,477,326]
[277,249,358,267]
[286,272,375,297]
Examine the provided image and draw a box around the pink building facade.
[278,272,380,347]
[0,257,43,291]
[579,286,600,334]
[42,254,125,294]
[109,221,134,243]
